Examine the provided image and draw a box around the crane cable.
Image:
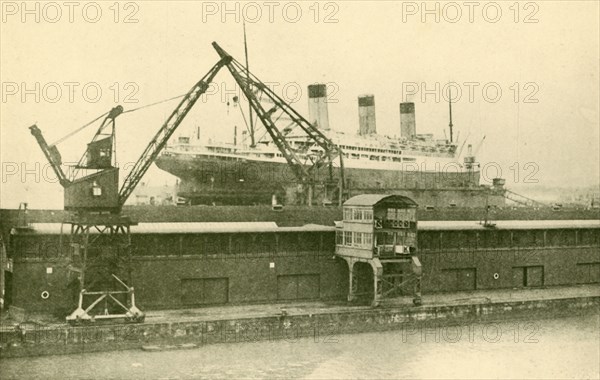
[50,111,109,146]
[48,93,186,146]
[121,93,185,114]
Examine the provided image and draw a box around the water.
[1,314,598,379]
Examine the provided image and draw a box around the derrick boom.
[118,56,231,207]
[211,42,344,203]
[29,124,70,187]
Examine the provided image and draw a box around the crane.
[26,42,343,323]
[30,56,231,213]
[211,42,345,205]
[28,54,232,324]
[29,106,125,189]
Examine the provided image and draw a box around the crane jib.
[117,56,231,207]
[211,41,344,203]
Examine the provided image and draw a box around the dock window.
[418,231,440,251]
[579,229,600,246]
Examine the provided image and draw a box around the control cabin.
[336,194,418,259]
[335,194,421,306]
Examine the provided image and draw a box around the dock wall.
[1,294,598,358]
[7,232,599,315]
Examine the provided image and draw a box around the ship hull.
[155,154,504,207]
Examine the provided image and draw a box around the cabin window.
[377,232,395,245]
[387,208,397,220]
[336,231,344,245]
[91,181,102,196]
[344,231,353,246]
[344,208,353,221]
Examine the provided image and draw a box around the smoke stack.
[358,95,376,135]
[308,84,330,130]
[400,102,416,139]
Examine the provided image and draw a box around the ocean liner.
[155,84,506,207]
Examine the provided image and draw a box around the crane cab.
[336,194,422,306]
[64,168,120,212]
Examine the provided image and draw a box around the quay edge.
[1,286,598,358]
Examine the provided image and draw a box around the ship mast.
[448,88,454,143]
[243,21,256,147]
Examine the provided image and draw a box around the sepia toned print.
[0,1,598,379]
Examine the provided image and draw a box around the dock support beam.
[341,256,421,307]
[342,257,383,306]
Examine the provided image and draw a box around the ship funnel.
[358,95,376,135]
[308,84,330,130]
[400,102,416,139]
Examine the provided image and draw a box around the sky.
[1,0,599,209]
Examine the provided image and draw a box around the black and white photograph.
[0,1,599,378]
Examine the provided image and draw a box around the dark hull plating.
[155,154,505,207]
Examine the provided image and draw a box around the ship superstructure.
[156,84,501,207]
